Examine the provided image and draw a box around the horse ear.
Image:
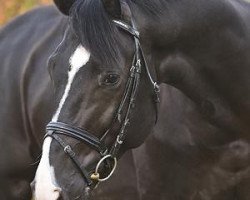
[53,0,75,15]
[101,0,122,19]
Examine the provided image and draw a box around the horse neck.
[132,0,250,134]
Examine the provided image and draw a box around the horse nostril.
[54,187,61,193]
[54,187,62,200]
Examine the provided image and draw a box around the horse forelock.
[68,0,169,67]
[69,0,124,67]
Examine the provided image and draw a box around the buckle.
[64,145,75,157]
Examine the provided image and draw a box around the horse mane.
[69,0,167,66]
[130,0,168,16]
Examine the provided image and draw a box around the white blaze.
[33,45,90,200]
[52,45,91,122]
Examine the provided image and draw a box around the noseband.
[45,20,160,187]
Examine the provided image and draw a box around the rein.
[44,20,160,187]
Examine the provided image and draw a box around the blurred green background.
[0,0,51,25]
[0,0,250,26]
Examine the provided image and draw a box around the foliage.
[0,0,51,25]
[1,0,250,26]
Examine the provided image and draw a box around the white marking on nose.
[33,137,61,200]
[33,45,90,200]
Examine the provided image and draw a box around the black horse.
[0,5,140,200]
[0,0,250,199]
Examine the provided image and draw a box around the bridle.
[45,19,160,187]
[44,19,160,187]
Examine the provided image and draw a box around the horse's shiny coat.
[0,0,250,199]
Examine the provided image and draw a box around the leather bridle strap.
[113,20,140,38]
[113,20,160,121]
[45,130,93,186]
[113,20,159,89]
[46,122,106,153]
[107,20,159,156]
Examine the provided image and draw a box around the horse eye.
[103,74,120,85]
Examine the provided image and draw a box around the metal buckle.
[136,59,141,67]
[64,145,75,157]
[90,155,117,182]
[116,135,123,145]
[134,30,140,38]
[154,82,160,92]
[153,82,160,103]
[113,20,140,38]
[100,148,108,157]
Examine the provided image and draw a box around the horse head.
[31,0,159,199]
